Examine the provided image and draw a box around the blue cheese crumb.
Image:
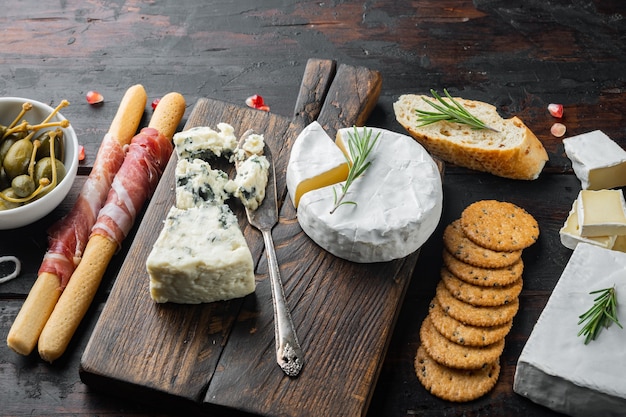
[175,159,230,208]
[228,155,270,211]
[231,131,266,162]
[173,123,237,161]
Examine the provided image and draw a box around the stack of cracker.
[415,200,539,402]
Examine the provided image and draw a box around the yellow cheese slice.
[286,121,349,208]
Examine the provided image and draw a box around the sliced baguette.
[393,94,548,180]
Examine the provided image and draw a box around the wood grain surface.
[2,1,626,416]
[80,60,387,417]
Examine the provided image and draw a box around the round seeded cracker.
[428,298,513,346]
[420,315,504,370]
[442,249,523,287]
[415,345,500,403]
[440,267,523,307]
[460,200,539,251]
[443,219,522,269]
[435,281,519,327]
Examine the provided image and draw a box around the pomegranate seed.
[151,98,160,110]
[551,123,566,137]
[548,103,563,118]
[78,145,85,161]
[245,94,263,107]
[86,90,104,105]
[245,94,270,112]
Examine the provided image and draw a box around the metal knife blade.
[240,141,303,377]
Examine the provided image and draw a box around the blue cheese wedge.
[563,130,626,190]
[147,204,255,304]
[147,123,272,304]
[175,159,230,208]
[173,123,238,161]
[514,243,626,417]
[227,154,270,211]
[294,126,443,263]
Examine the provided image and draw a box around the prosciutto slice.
[38,135,126,287]
[91,127,172,247]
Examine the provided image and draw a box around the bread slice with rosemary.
[393,92,548,180]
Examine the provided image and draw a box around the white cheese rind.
[147,205,255,304]
[563,130,626,190]
[514,243,626,417]
[297,126,443,263]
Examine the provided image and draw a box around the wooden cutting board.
[80,58,420,417]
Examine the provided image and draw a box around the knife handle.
[261,228,304,377]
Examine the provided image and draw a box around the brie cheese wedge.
[577,189,626,237]
[559,198,617,250]
[286,121,349,208]
[563,130,626,190]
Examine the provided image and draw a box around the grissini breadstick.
[38,92,186,362]
[7,85,147,356]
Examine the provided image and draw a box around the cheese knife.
[240,141,303,377]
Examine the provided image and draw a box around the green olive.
[34,157,66,185]
[3,138,33,179]
[35,129,64,160]
[11,174,35,198]
[0,188,22,211]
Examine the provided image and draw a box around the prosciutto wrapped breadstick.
[7,85,147,356]
[38,92,185,362]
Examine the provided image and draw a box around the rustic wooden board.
[78,58,425,417]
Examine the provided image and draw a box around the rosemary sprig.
[577,285,623,344]
[330,126,379,214]
[415,89,498,132]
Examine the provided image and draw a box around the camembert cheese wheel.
[287,124,443,263]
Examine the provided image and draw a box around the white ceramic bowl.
[0,97,78,229]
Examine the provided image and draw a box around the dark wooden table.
[2,1,625,416]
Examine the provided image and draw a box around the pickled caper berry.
[35,129,64,160]
[11,174,36,198]
[34,157,66,185]
[0,136,17,166]
[0,188,22,211]
[3,138,33,179]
